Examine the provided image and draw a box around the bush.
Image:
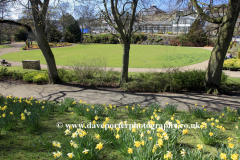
[158,31,163,34]
[32,73,49,83]
[109,36,119,44]
[23,72,48,83]
[121,70,228,92]
[167,32,173,35]
[0,68,8,77]
[223,59,240,70]
[238,50,240,59]
[170,37,180,46]
[14,28,28,42]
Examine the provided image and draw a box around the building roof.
[141,5,166,15]
[137,19,172,26]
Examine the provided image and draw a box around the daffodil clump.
[222,107,238,122]
[199,118,224,145]
[72,101,104,120]
[164,103,178,115]
[52,128,104,159]
[126,103,141,119]
[143,102,162,119]
[217,142,240,160]
[189,104,206,118]
[106,104,118,119]
[0,95,54,133]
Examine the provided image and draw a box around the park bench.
[22,60,41,70]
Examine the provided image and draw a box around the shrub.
[14,28,28,42]
[167,32,173,35]
[229,41,234,50]
[131,34,146,44]
[223,59,240,70]
[32,73,49,83]
[164,103,178,115]
[158,31,163,34]
[58,67,76,82]
[70,56,107,81]
[0,68,8,77]
[238,50,240,59]
[121,70,228,92]
[170,37,180,46]
[109,36,119,44]
[23,72,48,83]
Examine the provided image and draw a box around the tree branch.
[191,0,223,24]
[0,19,36,39]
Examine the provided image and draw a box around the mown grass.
[0,96,239,160]
[0,45,13,49]
[0,44,211,68]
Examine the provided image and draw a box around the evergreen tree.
[64,20,81,43]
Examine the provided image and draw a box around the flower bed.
[1,95,240,159]
[22,42,72,50]
[223,59,240,71]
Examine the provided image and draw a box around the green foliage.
[45,23,63,42]
[223,59,240,71]
[229,41,234,50]
[64,20,81,43]
[14,28,28,42]
[164,104,178,115]
[23,72,48,83]
[237,50,240,59]
[190,107,206,118]
[0,68,8,77]
[131,34,146,44]
[126,103,141,119]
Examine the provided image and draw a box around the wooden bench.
[22,60,41,70]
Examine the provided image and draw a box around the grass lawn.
[0,96,239,160]
[0,45,13,49]
[0,44,211,68]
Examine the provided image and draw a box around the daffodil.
[209,132,214,136]
[228,137,233,142]
[164,151,173,159]
[181,149,186,157]
[82,149,89,154]
[67,152,75,158]
[228,143,234,149]
[96,142,103,150]
[197,144,203,150]
[220,153,227,160]
[128,148,133,154]
[95,134,100,140]
[231,153,238,160]
[182,129,188,135]
[134,141,141,148]
[115,134,120,139]
[65,129,71,135]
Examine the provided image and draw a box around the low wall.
[22,60,41,70]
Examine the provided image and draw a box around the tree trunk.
[37,33,61,84]
[205,5,240,91]
[120,41,130,84]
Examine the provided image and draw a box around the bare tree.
[0,0,61,84]
[101,0,139,84]
[74,4,96,43]
[189,0,240,92]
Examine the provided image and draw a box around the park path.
[0,42,240,111]
[0,42,239,78]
